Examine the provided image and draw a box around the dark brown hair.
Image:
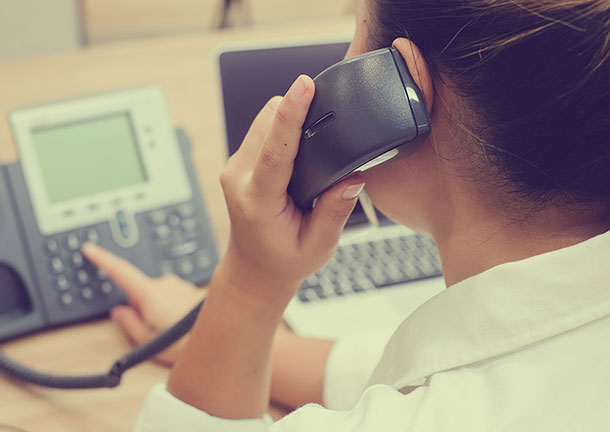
[371,0,610,205]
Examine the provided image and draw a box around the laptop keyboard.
[297,231,443,303]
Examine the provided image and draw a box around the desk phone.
[0,87,218,342]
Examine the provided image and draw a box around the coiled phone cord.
[0,300,204,389]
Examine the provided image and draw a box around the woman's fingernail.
[342,183,365,200]
[288,76,308,101]
[81,242,98,254]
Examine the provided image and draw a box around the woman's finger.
[250,75,315,201]
[234,96,283,164]
[111,305,154,345]
[81,242,150,308]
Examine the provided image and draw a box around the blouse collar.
[367,230,610,390]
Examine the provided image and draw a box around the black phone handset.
[0,48,429,390]
[288,47,431,210]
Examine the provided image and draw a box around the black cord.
[0,299,204,389]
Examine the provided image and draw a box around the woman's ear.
[393,38,434,112]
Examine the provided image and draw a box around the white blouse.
[136,230,610,431]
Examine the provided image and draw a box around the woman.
[84,0,610,430]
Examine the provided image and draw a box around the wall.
[0,0,82,61]
[0,0,355,60]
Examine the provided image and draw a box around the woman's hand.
[166,76,365,418]
[84,242,336,410]
[82,243,205,366]
[219,74,365,307]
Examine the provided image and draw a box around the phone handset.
[288,47,431,210]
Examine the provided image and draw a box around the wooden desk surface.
[0,18,354,432]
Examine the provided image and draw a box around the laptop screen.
[218,41,375,227]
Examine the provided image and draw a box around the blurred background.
[0,0,355,61]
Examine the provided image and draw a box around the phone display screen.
[32,113,147,204]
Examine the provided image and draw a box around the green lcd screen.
[32,113,147,204]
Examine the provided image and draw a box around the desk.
[0,18,354,432]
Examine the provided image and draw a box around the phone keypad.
[40,201,213,315]
[43,227,118,310]
[146,202,213,278]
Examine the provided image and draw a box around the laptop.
[216,39,445,339]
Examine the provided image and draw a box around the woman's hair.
[370,0,610,206]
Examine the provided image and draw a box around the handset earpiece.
[288,47,431,210]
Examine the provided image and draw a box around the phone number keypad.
[43,228,116,309]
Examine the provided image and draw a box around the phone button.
[166,241,198,259]
[71,252,85,268]
[44,238,60,256]
[76,269,90,285]
[80,287,94,302]
[177,258,194,276]
[167,214,181,228]
[152,224,171,242]
[85,229,100,244]
[56,275,70,291]
[50,257,65,274]
[148,210,167,225]
[59,292,75,309]
[55,275,70,291]
[66,233,81,251]
[159,261,174,275]
[100,281,115,296]
[195,252,212,269]
[182,218,198,237]
[177,203,195,218]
